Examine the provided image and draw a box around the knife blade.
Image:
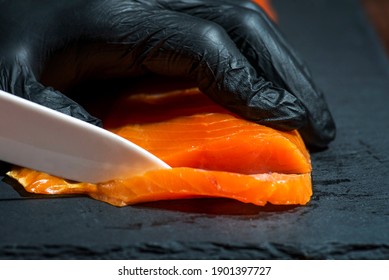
[0,89,170,183]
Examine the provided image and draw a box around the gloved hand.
[0,0,335,148]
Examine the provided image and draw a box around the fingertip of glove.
[243,87,309,131]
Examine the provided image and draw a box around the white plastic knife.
[0,89,170,183]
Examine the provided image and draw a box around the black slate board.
[1,0,388,259]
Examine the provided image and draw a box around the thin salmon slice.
[8,168,311,207]
[7,88,312,207]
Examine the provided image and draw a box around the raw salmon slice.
[7,88,312,207]
[8,168,312,207]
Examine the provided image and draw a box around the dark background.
[1,0,388,259]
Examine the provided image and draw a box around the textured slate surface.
[1,0,388,259]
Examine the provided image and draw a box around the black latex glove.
[0,0,335,148]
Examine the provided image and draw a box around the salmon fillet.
[7,88,312,207]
